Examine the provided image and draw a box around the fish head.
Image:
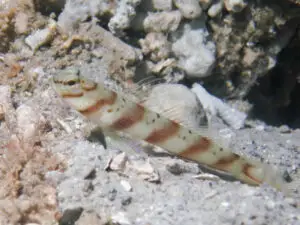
[52,67,116,116]
[52,67,98,98]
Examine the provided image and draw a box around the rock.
[165,160,200,175]
[207,4,289,98]
[208,0,223,18]
[279,125,291,134]
[56,118,72,134]
[16,104,46,142]
[144,0,173,11]
[138,10,182,32]
[105,152,128,171]
[147,58,177,74]
[84,168,96,180]
[224,0,247,12]
[0,104,4,121]
[74,22,141,80]
[14,12,29,34]
[57,0,116,32]
[172,19,216,78]
[193,173,220,181]
[59,207,83,225]
[120,180,132,192]
[108,188,117,201]
[242,48,261,67]
[127,160,160,183]
[0,2,16,52]
[191,83,247,129]
[111,212,131,225]
[0,85,11,121]
[75,210,104,225]
[82,166,96,180]
[139,32,171,62]
[199,0,213,10]
[82,181,94,195]
[121,196,132,206]
[108,0,141,36]
[25,19,57,51]
[173,0,202,19]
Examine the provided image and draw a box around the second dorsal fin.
[141,83,209,129]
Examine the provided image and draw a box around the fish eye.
[67,80,77,86]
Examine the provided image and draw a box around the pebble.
[25,19,57,51]
[224,0,247,12]
[143,11,182,32]
[173,0,202,19]
[279,125,291,134]
[121,196,132,206]
[59,207,83,225]
[172,20,216,78]
[56,118,72,134]
[0,104,4,121]
[111,212,131,225]
[139,32,171,62]
[255,125,265,131]
[0,85,11,121]
[120,180,133,192]
[208,0,223,17]
[191,83,247,129]
[199,0,213,9]
[75,210,104,225]
[193,173,220,181]
[16,104,46,141]
[147,0,172,11]
[106,152,128,171]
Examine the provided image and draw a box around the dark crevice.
[247,26,300,128]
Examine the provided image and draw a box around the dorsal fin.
[125,76,166,103]
[106,74,167,107]
[142,83,208,128]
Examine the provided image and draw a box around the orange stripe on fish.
[212,154,240,170]
[111,104,145,130]
[242,164,262,184]
[62,92,84,98]
[80,92,117,115]
[145,121,179,144]
[178,137,211,158]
